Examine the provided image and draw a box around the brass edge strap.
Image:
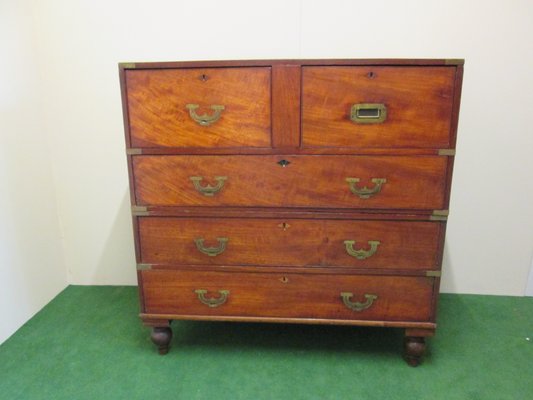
[120,62,136,69]
[433,210,449,216]
[430,210,448,221]
[425,270,442,277]
[444,59,464,65]
[137,264,152,271]
[126,148,143,155]
[132,205,151,216]
[438,149,456,156]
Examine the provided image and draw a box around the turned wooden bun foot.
[151,327,173,355]
[404,336,426,367]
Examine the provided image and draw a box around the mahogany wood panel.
[301,67,455,148]
[272,65,301,148]
[133,155,448,210]
[126,67,271,148]
[141,269,434,321]
[139,217,441,269]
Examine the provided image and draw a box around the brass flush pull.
[190,176,227,196]
[344,240,380,260]
[340,292,378,312]
[186,104,225,126]
[194,237,228,257]
[346,178,386,199]
[350,103,387,124]
[277,159,291,167]
[194,289,229,307]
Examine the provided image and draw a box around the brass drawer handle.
[194,289,230,308]
[190,176,227,196]
[346,178,386,199]
[340,292,378,312]
[344,240,380,260]
[186,104,225,126]
[194,237,228,257]
[350,103,387,124]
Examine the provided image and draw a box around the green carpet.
[0,287,532,399]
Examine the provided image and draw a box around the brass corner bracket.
[444,59,465,65]
[137,263,152,271]
[131,205,150,216]
[430,210,449,221]
[126,148,143,155]
[120,62,136,69]
[425,270,442,277]
[438,149,456,156]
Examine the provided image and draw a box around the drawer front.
[139,217,441,269]
[133,155,447,210]
[141,269,434,321]
[302,66,455,148]
[125,67,271,148]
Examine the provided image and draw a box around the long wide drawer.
[141,269,435,321]
[133,155,447,209]
[125,67,271,148]
[302,66,455,148]
[139,217,442,269]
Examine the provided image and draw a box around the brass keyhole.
[277,159,291,167]
[280,277,289,284]
[199,74,209,81]
[278,222,291,231]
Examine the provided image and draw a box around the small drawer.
[133,155,447,210]
[139,217,442,270]
[301,66,455,148]
[141,269,435,322]
[125,67,271,148]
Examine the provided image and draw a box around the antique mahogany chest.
[119,59,463,366]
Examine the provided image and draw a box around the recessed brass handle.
[194,237,228,257]
[350,103,387,124]
[340,292,378,312]
[346,178,386,199]
[194,289,230,308]
[190,176,227,196]
[186,104,225,126]
[344,240,380,260]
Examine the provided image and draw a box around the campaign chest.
[119,59,463,366]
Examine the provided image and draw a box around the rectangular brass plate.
[438,149,456,156]
[131,205,150,216]
[126,148,143,155]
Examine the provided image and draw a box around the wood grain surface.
[139,217,442,269]
[141,269,434,321]
[133,155,448,209]
[126,67,271,148]
[302,66,455,148]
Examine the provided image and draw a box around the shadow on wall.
[440,242,456,294]
[93,190,136,285]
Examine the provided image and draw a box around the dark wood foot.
[151,326,173,355]
[403,336,426,367]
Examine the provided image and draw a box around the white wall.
[5,0,533,299]
[0,1,67,343]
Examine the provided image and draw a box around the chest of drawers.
[119,59,463,366]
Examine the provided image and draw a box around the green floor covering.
[0,286,532,399]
